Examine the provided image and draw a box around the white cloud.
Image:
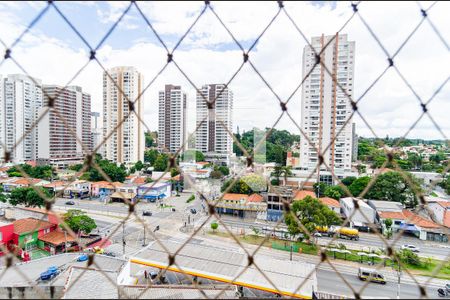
[0,0,448,142]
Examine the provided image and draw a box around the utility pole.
[142,222,146,247]
[397,258,401,299]
[122,222,126,255]
[290,244,293,261]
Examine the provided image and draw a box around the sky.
[0,1,449,141]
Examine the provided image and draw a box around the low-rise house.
[91,181,122,198]
[63,180,91,199]
[42,181,67,196]
[427,200,450,228]
[401,209,445,242]
[137,182,172,202]
[2,178,48,192]
[368,200,404,232]
[0,221,14,256]
[8,218,57,255]
[340,197,376,231]
[319,197,341,214]
[124,175,147,186]
[293,190,316,201]
[214,193,267,219]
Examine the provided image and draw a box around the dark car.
[142,211,152,216]
[65,200,75,205]
[190,208,197,214]
[171,208,176,212]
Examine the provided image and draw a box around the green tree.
[0,186,7,203]
[69,164,83,172]
[313,182,327,197]
[9,187,50,208]
[129,167,136,174]
[144,149,159,164]
[135,160,144,171]
[429,152,447,164]
[397,249,421,266]
[218,166,230,176]
[384,218,393,239]
[285,196,341,239]
[367,171,421,208]
[211,222,218,232]
[170,167,180,178]
[440,175,450,195]
[210,170,223,179]
[341,176,356,186]
[145,131,156,148]
[61,209,97,235]
[153,154,169,171]
[280,166,293,186]
[324,185,345,200]
[348,176,371,197]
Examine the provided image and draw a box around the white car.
[400,244,420,252]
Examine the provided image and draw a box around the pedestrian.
[144,270,148,279]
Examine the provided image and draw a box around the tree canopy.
[61,209,97,235]
[9,187,51,208]
[221,173,267,194]
[181,150,205,162]
[7,164,55,180]
[285,196,342,239]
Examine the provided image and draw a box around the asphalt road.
[317,268,438,299]
[220,218,450,260]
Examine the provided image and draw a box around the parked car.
[400,244,420,252]
[171,208,176,212]
[190,208,197,214]
[143,210,152,216]
[40,266,59,281]
[65,200,75,205]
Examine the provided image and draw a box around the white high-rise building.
[102,66,144,164]
[0,74,43,163]
[37,85,91,166]
[300,34,355,181]
[196,84,233,165]
[158,84,187,153]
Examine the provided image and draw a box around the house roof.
[402,209,440,228]
[319,197,340,208]
[39,230,76,246]
[222,193,249,201]
[293,190,316,200]
[43,181,67,188]
[91,181,122,188]
[437,201,450,208]
[378,211,406,220]
[11,178,42,185]
[248,194,263,203]
[444,210,450,228]
[197,162,209,165]
[13,218,54,235]
[132,176,146,185]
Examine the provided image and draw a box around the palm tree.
[280,166,293,186]
[271,166,283,184]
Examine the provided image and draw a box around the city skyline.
[0,1,447,140]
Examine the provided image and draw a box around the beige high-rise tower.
[300,34,355,181]
[102,66,144,164]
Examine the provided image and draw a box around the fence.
[0,1,449,299]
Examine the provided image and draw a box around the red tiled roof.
[443,210,450,228]
[197,162,209,165]
[294,190,316,200]
[13,218,54,235]
[437,201,450,208]
[11,178,42,185]
[0,166,10,172]
[39,230,76,245]
[319,197,340,208]
[91,181,122,188]
[132,177,146,185]
[402,210,440,228]
[248,194,263,203]
[43,181,66,188]
[223,193,249,201]
[379,211,406,220]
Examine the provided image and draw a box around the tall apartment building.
[102,66,144,164]
[37,85,91,166]
[196,84,233,165]
[0,74,43,163]
[299,33,355,182]
[158,84,187,153]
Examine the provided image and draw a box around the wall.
[428,202,444,224]
[0,223,14,243]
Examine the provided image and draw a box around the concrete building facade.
[196,84,233,165]
[300,34,355,182]
[102,66,144,164]
[0,74,43,163]
[158,84,187,153]
[37,85,91,165]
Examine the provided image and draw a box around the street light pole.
[142,222,146,247]
[397,259,401,299]
[122,222,126,255]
